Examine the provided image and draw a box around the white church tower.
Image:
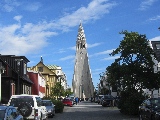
[72,23,94,99]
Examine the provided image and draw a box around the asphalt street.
[49,101,139,120]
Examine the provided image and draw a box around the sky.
[0,0,160,88]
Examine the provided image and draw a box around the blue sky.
[0,0,160,88]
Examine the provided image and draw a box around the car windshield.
[0,110,5,119]
[9,97,34,107]
[42,101,52,106]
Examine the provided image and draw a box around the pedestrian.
[75,97,78,105]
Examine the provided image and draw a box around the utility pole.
[0,62,5,103]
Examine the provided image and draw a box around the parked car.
[0,105,23,120]
[62,98,73,107]
[68,96,76,104]
[42,100,55,118]
[7,94,47,120]
[97,95,104,104]
[101,95,115,107]
[67,97,75,105]
[139,97,160,120]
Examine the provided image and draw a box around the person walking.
[75,97,79,105]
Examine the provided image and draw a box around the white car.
[7,94,47,120]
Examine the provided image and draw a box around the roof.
[45,65,59,70]
[22,76,34,84]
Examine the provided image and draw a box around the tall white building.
[72,23,94,99]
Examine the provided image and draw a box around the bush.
[52,99,64,113]
[118,89,145,115]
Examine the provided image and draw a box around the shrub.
[118,89,145,115]
[52,100,64,113]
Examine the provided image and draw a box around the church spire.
[76,22,86,50]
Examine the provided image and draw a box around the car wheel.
[102,104,105,107]
[151,115,155,120]
[17,102,32,118]
[53,110,55,116]
[139,114,144,120]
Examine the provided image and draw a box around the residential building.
[0,55,33,104]
[27,70,46,98]
[142,41,160,98]
[45,65,67,91]
[27,56,67,97]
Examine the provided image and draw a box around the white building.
[142,40,160,98]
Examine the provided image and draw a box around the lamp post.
[0,62,5,103]
[15,59,23,95]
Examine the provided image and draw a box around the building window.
[156,44,160,49]
[24,63,26,74]
[38,67,43,72]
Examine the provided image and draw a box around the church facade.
[72,23,94,99]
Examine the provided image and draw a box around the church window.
[83,44,85,48]
[80,51,83,54]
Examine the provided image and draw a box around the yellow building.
[27,57,58,97]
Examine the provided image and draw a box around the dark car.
[42,100,55,118]
[139,97,160,120]
[97,95,104,104]
[0,105,23,120]
[101,95,115,107]
[62,98,73,107]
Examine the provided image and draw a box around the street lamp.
[15,59,23,95]
[0,62,5,103]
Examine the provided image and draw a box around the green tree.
[50,82,65,98]
[64,88,73,97]
[106,30,160,115]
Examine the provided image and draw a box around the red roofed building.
[27,70,46,98]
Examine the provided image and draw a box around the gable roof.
[45,65,59,70]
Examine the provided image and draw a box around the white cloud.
[55,0,117,32]
[149,15,160,21]
[87,43,102,48]
[91,49,115,57]
[14,15,23,22]
[69,46,76,51]
[1,0,20,12]
[0,21,57,55]
[0,0,117,56]
[139,0,157,10]
[102,56,120,60]
[149,36,160,41]
[24,2,42,11]
[59,55,75,61]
